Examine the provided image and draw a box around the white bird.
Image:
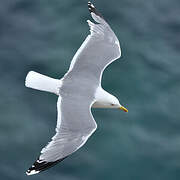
[25,1,128,176]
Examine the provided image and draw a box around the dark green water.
[1,0,180,179]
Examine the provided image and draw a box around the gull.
[25,1,128,176]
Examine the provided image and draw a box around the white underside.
[25,71,116,108]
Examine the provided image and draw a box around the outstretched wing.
[64,1,121,85]
[26,96,97,175]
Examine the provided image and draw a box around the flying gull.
[25,1,128,175]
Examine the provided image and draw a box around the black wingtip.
[26,157,68,175]
[88,1,95,13]
[88,1,104,19]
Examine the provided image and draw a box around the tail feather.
[25,71,61,95]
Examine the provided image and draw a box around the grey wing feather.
[40,96,97,162]
[26,95,97,175]
[64,2,121,85]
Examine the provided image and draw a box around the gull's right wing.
[64,1,121,85]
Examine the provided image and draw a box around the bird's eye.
[111,104,115,106]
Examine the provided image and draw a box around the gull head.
[109,95,128,112]
[93,88,128,112]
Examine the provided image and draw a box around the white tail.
[25,71,61,95]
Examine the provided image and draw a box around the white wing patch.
[87,20,105,36]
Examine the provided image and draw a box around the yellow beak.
[119,106,128,112]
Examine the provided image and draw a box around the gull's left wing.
[26,96,97,175]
